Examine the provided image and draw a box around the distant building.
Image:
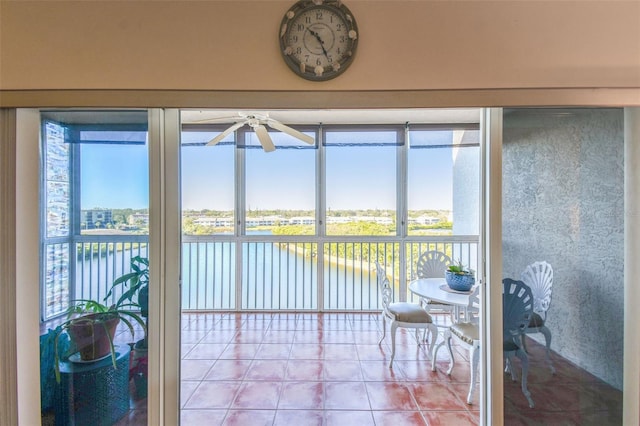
[193,217,233,227]
[128,213,149,227]
[246,216,282,227]
[326,216,393,225]
[410,216,441,225]
[81,209,113,229]
[288,216,315,225]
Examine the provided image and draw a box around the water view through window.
[38,109,480,426]
[39,112,481,317]
[179,115,480,311]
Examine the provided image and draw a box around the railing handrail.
[43,234,478,319]
[74,234,149,243]
[182,234,479,243]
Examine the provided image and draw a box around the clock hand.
[308,28,330,59]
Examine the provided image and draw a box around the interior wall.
[1,1,639,93]
[502,108,624,389]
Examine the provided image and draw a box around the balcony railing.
[42,234,478,320]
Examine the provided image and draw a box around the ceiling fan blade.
[206,121,245,146]
[254,125,276,152]
[266,120,315,145]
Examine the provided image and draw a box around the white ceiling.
[181,108,481,125]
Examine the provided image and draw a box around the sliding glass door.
[501,108,624,424]
[38,110,151,425]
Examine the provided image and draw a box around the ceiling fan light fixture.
[203,112,314,152]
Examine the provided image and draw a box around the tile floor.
[108,312,623,425]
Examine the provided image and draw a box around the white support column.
[624,107,640,426]
[481,108,503,426]
[15,109,42,426]
[148,109,182,426]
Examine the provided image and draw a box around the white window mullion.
[235,130,246,310]
[317,125,325,311]
[15,108,42,426]
[481,107,503,426]
[147,108,182,426]
[397,125,408,301]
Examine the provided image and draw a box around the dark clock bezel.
[279,0,358,82]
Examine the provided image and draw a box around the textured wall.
[502,108,624,389]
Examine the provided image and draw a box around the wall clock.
[279,0,359,81]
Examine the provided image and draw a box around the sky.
[81,144,149,210]
[81,129,458,212]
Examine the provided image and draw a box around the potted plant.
[106,255,150,391]
[51,298,146,382]
[445,259,476,292]
[107,256,149,349]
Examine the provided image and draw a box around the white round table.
[409,278,473,321]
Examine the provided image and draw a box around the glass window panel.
[323,129,400,146]
[80,136,149,234]
[46,181,70,238]
[45,122,70,182]
[44,121,70,238]
[181,130,235,235]
[78,129,147,145]
[325,130,398,235]
[238,128,315,149]
[40,111,150,425]
[245,130,316,235]
[44,243,69,318]
[407,129,479,236]
[502,108,624,424]
[410,127,479,148]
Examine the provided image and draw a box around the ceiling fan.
[198,113,314,152]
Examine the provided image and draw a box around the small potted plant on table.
[445,260,476,292]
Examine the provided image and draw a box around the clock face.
[280,1,358,81]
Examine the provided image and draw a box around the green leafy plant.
[447,259,475,276]
[106,256,149,348]
[51,298,146,382]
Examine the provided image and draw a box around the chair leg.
[378,313,386,345]
[467,343,480,404]
[505,353,517,381]
[515,348,535,408]
[520,333,529,354]
[389,321,398,368]
[540,326,555,374]
[431,337,445,372]
[444,332,455,375]
[424,324,436,358]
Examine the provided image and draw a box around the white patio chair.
[503,278,535,408]
[375,262,438,368]
[431,284,481,404]
[415,250,454,318]
[520,261,555,374]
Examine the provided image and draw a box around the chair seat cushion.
[450,322,479,345]
[388,302,432,323]
[528,312,545,328]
